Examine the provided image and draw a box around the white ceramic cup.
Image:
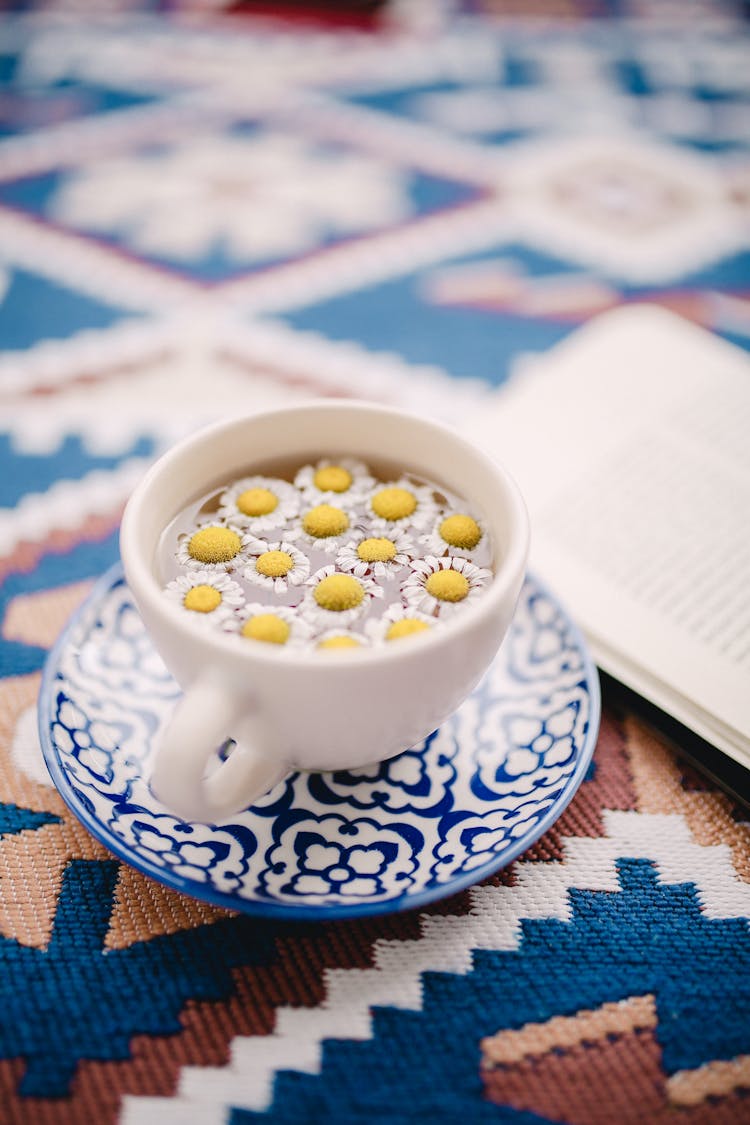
[120,401,529,822]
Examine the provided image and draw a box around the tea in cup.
[120,401,529,821]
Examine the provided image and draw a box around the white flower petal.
[243,539,311,594]
[366,478,440,532]
[227,602,311,647]
[335,528,417,582]
[294,458,374,505]
[218,475,300,533]
[421,511,488,561]
[175,521,247,572]
[301,567,382,630]
[366,603,436,643]
[164,571,244,624]
[400,555,492,617]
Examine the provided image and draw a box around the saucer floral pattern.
[41,568,598,916]
[68,597,175,699]
[503,587,586,687]
[307,730,458,816]
[109,807,256,893]
[472,685,590,801]
[261,814,422,900]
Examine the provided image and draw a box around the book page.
[469,306,750,761]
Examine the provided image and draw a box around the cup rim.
[120,399,530,669]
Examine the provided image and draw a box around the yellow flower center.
[357,537,397,564]
[386,618,431,640]
[317,635,362,650]
[440,514,482,550]
[237,487,278,517]
[425,569,470,602]
[371,487,417,522]
[314,574,364,612]
[314,465,352,493]
[183,585,222,613]
[188,526,242,564]
[256,550,294,578]
[241,614,290,645]
[303,504,349,539]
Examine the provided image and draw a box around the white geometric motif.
[50,132,415,264]
[501,133,742,282]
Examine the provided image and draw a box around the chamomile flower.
[421,511,487,561]
[294,458,374,505]
[165,572,244,625]
[295,501,358,555]
[366,603,436,644]
[401,555,492,617]
[176,521,248,572]
[301,566,383,629]
[229,603,311,648]
[335,528,416,581]
[315,629,370,652]
[243,537,311,594]
[218,475,300,533]
[366,479,440,533]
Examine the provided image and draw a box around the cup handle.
[151,678,288,822]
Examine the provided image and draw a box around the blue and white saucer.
[39,564,600,921]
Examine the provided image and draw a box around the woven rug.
[1,3,749,1122]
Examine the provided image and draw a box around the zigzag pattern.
[0,459,150,552]
[122,806,750,1122]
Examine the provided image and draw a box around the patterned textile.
[1,3,749,1122]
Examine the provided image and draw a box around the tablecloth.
[1,2,750,1122]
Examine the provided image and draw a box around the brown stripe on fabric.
[0,673,111,946]
[219,351,359,400]
[2,580,93,649]
[481,995,656,1065]
[0,509,122,585]
[626,716,750,882]
[668,1055,750,1107]
[21,356,171,400]
[105,863,235,950]
[481,864,519,888]
[482,1023,748,1125]
[522,706,637,864]
[0,793,110,948]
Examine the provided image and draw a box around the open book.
[470,306,750,776]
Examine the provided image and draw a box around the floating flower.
[401,555,492,616]
[315,629,370,652]
[335,528,416,581]
[165,572,244,624]
[218,475,300,533]
[176,522,248,572]
[294,458,374,505]
[301,566,383,629]
[296,501,358,555]
[230,603,311,647]
[367,479,439,532]
[421,511,487,560]
[243,537,311,594]
[367,602,436,644]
